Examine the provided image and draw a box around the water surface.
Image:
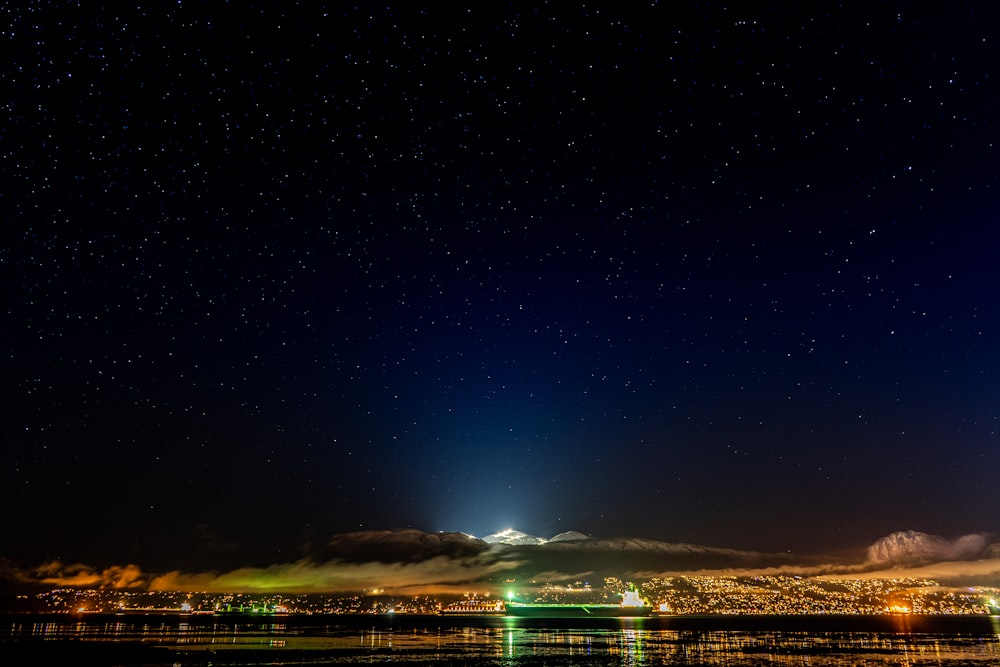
[5,614,1000,665]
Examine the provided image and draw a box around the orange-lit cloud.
[31,561,147,589]
[12,554,523,594]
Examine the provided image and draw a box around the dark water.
[4,614,1000,665]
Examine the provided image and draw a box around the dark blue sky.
[3,3,999,571]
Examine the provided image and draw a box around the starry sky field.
[3,3,999,572]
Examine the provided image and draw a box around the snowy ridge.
[480,528,548,545]
[865,530,990,564]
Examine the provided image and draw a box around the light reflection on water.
[5,616,1000,665]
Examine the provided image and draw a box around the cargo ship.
[505,590,652,618]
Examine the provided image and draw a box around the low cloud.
[635,557,1000,586]
[519,570,596,585]
[31,561,147,589]
[828,558,1000,584]
[632,562,872,581]
[13,554,523,595]
[150,554,523,593]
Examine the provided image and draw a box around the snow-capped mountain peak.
[480,528,548,545]
[865,530,990,564]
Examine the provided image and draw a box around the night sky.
[4,3,999,573]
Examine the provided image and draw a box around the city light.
[30,576,1000,616]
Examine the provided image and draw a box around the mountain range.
[7,527,1000,594]
[311,527,999,581]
